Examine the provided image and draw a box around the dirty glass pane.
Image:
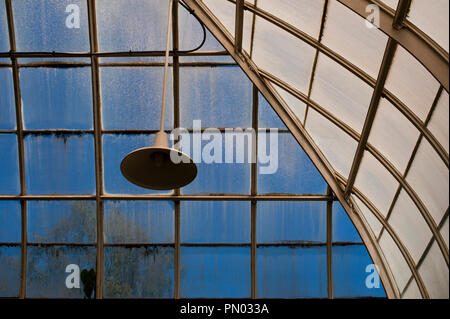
[332,245,386,298]
[102,133,170,195]
[28,201,96,243]
[181,201,250,244]
[332,202,362,243]
[0,1,9,52]
[13,0,89,52]
[258,93,287,129]
[0,246,21,297]
[101,67,173,130]
[24,134,95,195]
[258,132,327,195]
[180,66,252,128]
[0,68,15,130]
[20,68,93,130]
[180,246,250,298]
[0,201,20,243]
[103,246,174,298]
[257,201,326,243]
[104,201,174,244]
[257,246,327,298]
[0,134,20,195]
[26,246,96,298]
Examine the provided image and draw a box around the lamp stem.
[160,0,174,132]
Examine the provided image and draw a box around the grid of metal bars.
[0,0,378,299]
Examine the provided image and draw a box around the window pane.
[0,246,21,297]
[257,201,326,243]
[427,91,449,154]
[13,0,89,52]
[0,68,15,129]
[28,201,96,243]
[352,195,383,238]
[180,66,252,128]
[441,216,449,248]
[258,93,286,129]
[272,83,306,125]
[0,201,20,243]
[24,133,95,195]
[104,201,174,244]
[418,241,449,299]
[96,0,169,52]
[258,132,327,195]
[181,201,250,244]
[0,134,20,195]
[27,246,96,298]
[180,246,250,298]
[402,279,422,299]
[101,67,173,130]
[103,246,174,298]
[0,0,9,52]
[21,68,93,130]
[257,246,327,298]
[103,133,170,195]
[332,202,362,243]
[333,245,386,298]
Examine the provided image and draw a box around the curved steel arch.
[183,0,400,298]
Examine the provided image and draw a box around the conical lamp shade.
[120,131,197,190]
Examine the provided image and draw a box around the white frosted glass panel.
[418,241,449,299]
[427,91,449,154]
[408,0,449,52]
[389,190,432,263]
[253,16,316,94]
[406,139,449,225]
[355,152,398,217]
[257,0,324,39]
[402,279,422,299]
[369,98,420,174]
[203,0,252,52]
[322,0,388,78]
[272,84,306,125]
[381,0,399,9]
[306,109,357,178]
[311,53,373,133]
[353,195,383,238]
[379,232,411,292]
[385,46,440,122]
[441,217,449,248]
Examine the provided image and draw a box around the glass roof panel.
[332,202,362,243]
[321,0,388,79]
[271,83,306,125]
[0,246,20,297]
[0,1,9,52]
[402,279,421,299]
[385,45,440,122]
[408,0,449,52]
[12,0,89,52]
[441,217,449,248]
[388,190,433,263]
[0,68,15,130]
[354,151,399,216]
[0,134,20,195]
[418,241,449,299]
[380,0,399,10]
[368,98,420,174]
[427,91,449,154]
[305,109,357,178]
[310,53,373,134]
[406,138,449,225]
[252,16,316,94]
[353,195,383,238]
[257,0,325,39]
[0,201,20,243]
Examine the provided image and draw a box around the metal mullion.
[250,85,258,299]
[5,0,27,299]
[234,0,244,52]
[87,0,104,299]
[392,0,411,30]
[345,39,397,197]
[303,0,329,127]
[326,186,333,299]
[248,0,257,58]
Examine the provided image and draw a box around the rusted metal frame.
[87,0,104,299]
[182,0,398,299]
[336,0,448,92]
[326,185,333,299]
[234,0,244,52]
[345,39,397,197]
[250,85,258,299]
[392,0,411,30]
[5,0,27,299]
[0,50,229,58]
[303,0,329,127]
[348,186,429,298]
[233,1,449,165]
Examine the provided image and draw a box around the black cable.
[176,0,207,53]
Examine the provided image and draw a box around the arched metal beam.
[183,0,400,299]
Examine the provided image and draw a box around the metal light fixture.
[121,0,197,190]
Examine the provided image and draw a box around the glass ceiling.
[0,0,448,299]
